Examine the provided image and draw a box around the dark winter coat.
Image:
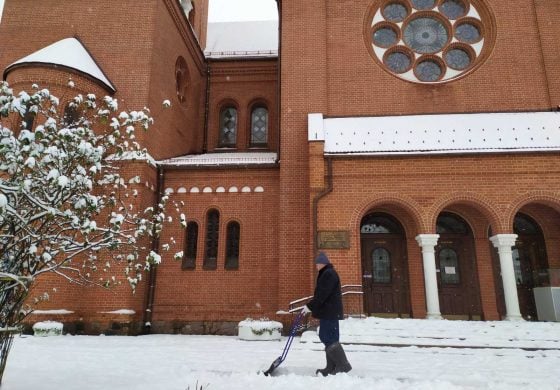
[306,263,343,320]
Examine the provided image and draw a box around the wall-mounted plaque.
[317,231,350,249]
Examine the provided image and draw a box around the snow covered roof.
[158,152,278,167]
[4,38,116,92]
[205,21,278,59]
[308,111,560,156]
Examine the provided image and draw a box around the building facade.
[0,0,559,334]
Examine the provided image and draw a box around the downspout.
[203,63,211,153]
[275,0,282,163]
[312,157,333,254]
[142,165,165,334]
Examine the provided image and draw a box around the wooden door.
[361,235,406,315]
[436,235,480,318]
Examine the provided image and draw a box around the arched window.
[360,212,404,234]
[250,106,268,146]
[204,209,219,269]
[63,103,79,126]
[225,221,240,270]
[219,107,237,147]
[22,110,35,131]
[436,212,470,234]
[182,221,198,269]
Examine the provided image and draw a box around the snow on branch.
[0,81,178,320]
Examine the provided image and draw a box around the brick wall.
[151,167,281,326]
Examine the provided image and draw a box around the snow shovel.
[263,311,305,376]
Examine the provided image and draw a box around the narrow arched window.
[204,209,219,269]
[63,103,79,126]
[250,106,268,146]
[225,221,240,270]
[219,107,237,147]
[22,110,35,131]
[182,221,198,269]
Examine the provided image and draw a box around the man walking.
[302,252,352,375]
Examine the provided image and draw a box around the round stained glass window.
[367,0,494,83]
[373,26,399,47]
[445,48,471,70]
[384,50,412,73]
[403,17,449,54]
[411,0,436,10]
[383,3,408,22]
[439,0,467,19]
[415,59,442,82]
[455,22,481,43]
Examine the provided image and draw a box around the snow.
[99,309,136,315]
[5,38,116,92]
[308,112,560,156]
[238,318,283,341]
[158,152,278,167]
[3,317,560,389]
[205,21,278,58]
[29,309,74,315]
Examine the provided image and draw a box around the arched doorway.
[436,212,482,319]
[360,212,410,317]
[494,213,550,319]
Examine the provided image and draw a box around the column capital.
[415,234,440,248]
[490,234,518,248]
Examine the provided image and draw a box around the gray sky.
[0,0,278,23]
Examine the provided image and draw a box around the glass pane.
[415,60,442,82]
[251,107,268,145]
[372,248,391,283]
[220,107,237,146]
[373,27,398,47]
[403,17,449,54]
[186,222,198,259]
[514,214,540,235]
[455,23,481,43]
[512,248,523,285]
[445,48,471,70]
[440,0,466,20]
[385,51,411,74]
[204,210,219,269]
[225,222,240,269]
[437,213,469,234]
[439,248,460,284]
[361,213,404,234]
[383,3,408,23]
[412,0,435,10]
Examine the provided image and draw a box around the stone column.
[490,234,524,321]
[416,234,442,319]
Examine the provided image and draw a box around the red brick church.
[1,0,559,334]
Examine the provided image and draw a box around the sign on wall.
[317,231,350,249]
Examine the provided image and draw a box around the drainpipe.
[203,63,211,153]
[142,165,165,334]
[312,157,333,254]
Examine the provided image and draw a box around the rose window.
[367,0,494,83]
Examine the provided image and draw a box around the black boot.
[326,342,352,374]
[315,349,335,376]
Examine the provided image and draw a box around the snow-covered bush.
[32,321,63,337]
[238,318,283,341]
[0,81,179,383]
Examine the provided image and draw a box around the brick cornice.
[163,0,207,75]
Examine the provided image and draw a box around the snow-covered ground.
[3,317,560,390]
